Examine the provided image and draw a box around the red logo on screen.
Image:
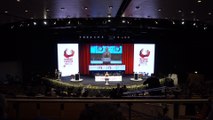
[139,49,150,58]
[64,49,75,58]
[63,49,75,67]
[139,49,150,66]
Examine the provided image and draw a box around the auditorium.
[0,0,213,120]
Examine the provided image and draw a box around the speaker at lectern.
[134,73,138,80]
[75,73,80,80]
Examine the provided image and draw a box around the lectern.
[75,73,80,80]
[134,73,138,80]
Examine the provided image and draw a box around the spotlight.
[193,23,196,26]
[172,21,175,25]
[33,22,37,25]
[43,21,47,25]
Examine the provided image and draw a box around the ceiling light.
[190,11,194,14]
[84,7,88,10]
[43,21,47,25]
[178,10,182,13]
[109,6,113,9]
[17,0,20,2]
[172,21,175,25]
[107,14,111,18]
[25,10,28,13]
[208,12,212,15]
[181,21,185,25]
[158,9,161,12]
[33,22,37,25]
[10,25,14,29]
[43,15,47,19]
[197,0,202,3]
[4,11,8,14]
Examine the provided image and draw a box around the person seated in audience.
[143,73,161,95]
[0,94,7,120]
[110,83,123,98]
[121,85,128,93]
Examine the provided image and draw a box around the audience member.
[143,73,161,95]
[109,83,124,98]
[114,83,123,98]
[121,85,128,93]
[0,94,7,120]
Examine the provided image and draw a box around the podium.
[70,73,83,82]
[130,73,143,81]
[105,77,109,85]
[75,74,80,80]
[134,73,138,80]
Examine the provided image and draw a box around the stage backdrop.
[79,44,134,75]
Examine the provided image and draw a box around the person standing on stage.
[102,47,111,64]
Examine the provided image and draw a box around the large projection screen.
[133,44,155,76]
[89,45,125,71]
[57,43,79,77]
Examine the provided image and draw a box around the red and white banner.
[133,44,155,75]
[57,43,79,76]
[89,65,125,71]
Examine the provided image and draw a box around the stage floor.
[61,75,146,87]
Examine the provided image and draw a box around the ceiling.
[0,0,213,25]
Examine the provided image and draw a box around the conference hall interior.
[0,0,213,120]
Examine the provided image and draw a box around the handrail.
[6,98,210,103]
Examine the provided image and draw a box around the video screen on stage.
[89,45,125,71]
[90,45,122,64]
[133,44,155,76]
[57,43,79,77]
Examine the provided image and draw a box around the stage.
[41,75,180,98]
[60,74,146,87]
